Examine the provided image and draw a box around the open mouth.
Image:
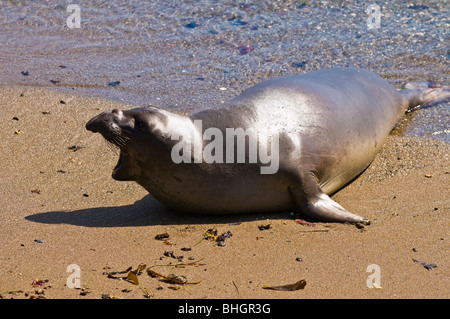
[111,150,133,181]
[113,151,124,175]
[96,130,133,181]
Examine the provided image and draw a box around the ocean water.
[0,0,448,141]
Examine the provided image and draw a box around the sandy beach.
[0,85,448,299]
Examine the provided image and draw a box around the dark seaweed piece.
[421,263,437,270]
[108,81,121,86]
[217,231,232,241]
[163,251,176,258]
[68,145,83,152]
[258,224,271,231]
[238,46,254,55]
[291,61,306,68]
[147,268,200,285]
[216,231,232,247]
[31,279,48,287]
[408,4,429,10]
[103,264,145,285]
[155,233,170,240]
[204,228,217,240]
[79,288,90,296]
[231,19,248,26]
[103,266,132,278]
[184,22,198,29]
[263,280,307,291]
[413,259,437,270]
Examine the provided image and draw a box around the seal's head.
[86,107,168,181]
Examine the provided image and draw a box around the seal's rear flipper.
[289,182,368,223]
[401,82,450,110]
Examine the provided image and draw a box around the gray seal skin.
[86,67,447,223]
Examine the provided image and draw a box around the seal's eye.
[135,118,145,130]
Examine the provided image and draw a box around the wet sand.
[0,85,448,299]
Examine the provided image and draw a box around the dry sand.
[0,85,448,299]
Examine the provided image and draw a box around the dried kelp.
[263,280,307,291]
[413,259,437,270]
[147,268,200,285]
[196,228,233,247]
[258,224,271,230]
[154,233,170,240]
[103,264,146,285]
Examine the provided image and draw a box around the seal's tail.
[401,81,450,110]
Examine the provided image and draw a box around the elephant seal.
[86,67,448,223]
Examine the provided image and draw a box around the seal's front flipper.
[289,181,368,223]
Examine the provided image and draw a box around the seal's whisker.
[105,140,120,154]
[119,134,131,143]
[120,128,133,135]
[113,136,129,149]
[110,139,125,149]
[103,131,130,150]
